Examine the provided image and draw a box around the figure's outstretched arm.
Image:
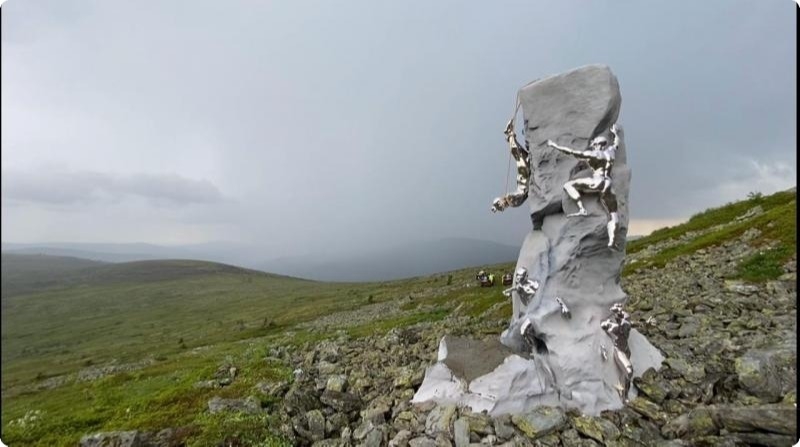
[546,140,590,159]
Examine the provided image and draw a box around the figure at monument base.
[412,64,664,416]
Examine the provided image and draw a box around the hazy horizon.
[2,0,796,259]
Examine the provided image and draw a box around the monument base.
[412,334,664,416]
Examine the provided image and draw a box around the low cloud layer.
[1,168,225,207]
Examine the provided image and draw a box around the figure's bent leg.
[607,212,619,248]
[563,180,588,217]
[614,348,634,402]
[601,189,620,248]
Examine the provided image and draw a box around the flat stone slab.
[439,335,516,383]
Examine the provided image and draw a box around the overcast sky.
[1,0,796,257]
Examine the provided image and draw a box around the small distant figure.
[502,267,539,305]
[476,270,495,287]
[546,124,621,248]
[502,273,513,286]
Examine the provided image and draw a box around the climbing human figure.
[546,124,621,248]
[491,119,532,213]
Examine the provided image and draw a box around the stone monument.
[412,64,663,416]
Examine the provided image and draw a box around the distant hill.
[0,255,295,299]
[1,254,107,298]
[258,237,520,281]
[0,241,277,266]
[2,237,521,282]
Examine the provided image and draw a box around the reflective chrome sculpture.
[600,302,633,401]
[546,124,620,248]
[502,267,539,306]
[555,297,571,320]
[520,317,549,356]
[491,119,532,213]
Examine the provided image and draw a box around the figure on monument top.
[546,124,621,248]
[491,118,532,213]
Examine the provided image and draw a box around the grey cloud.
[116,173,225,206]
[0,0,795,250]
[1,168,224,206]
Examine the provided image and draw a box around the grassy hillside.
[624,189,796,279]
[2,258,417,389]
[1,254,107,298]
[1,189,794,446]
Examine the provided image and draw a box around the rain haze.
[1,0,796,278]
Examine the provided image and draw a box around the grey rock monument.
[413,64,663,416]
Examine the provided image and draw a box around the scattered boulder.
[306,409,326,441]
[453,418,470,447]
[425,404,456,437]
[320,390,362,413]
[661,408,718,439]
[326,375,348,393]
[735,342,796,402]
[284,385,321,415]
[511,407,566,439]
[80,431,144,447]
[571,415,620,444]
[711,404,797,435]
[207,396,261,414]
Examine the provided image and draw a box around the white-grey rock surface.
[413,64,663,416]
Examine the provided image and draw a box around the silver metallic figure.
[555,297,571,320]
[502,267,540,306]
[601,302,633,401]
[546,124,620,248]
[520,317,548,356]
[491,119,532,213]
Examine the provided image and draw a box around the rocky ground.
[78,202,797,447]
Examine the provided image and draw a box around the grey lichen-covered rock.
[409,437,438,447]
[710,404,797,435]
[320,390,362,413]
[413,65,663,417]
[571,415,620,444]
[389,430,413,447]
[206,396,261,414]
[453,418,470,447]
[306,409,326,441]
[326,375,348,393]
[80,431,144,447]
[510,406,566,439]
[425,404,456,437]
[493,414,517,441]
[627,397,666,423]
[735,340,797,402]
[284,385,321,415]
[661,409,717,439]
[633,368,669,403]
